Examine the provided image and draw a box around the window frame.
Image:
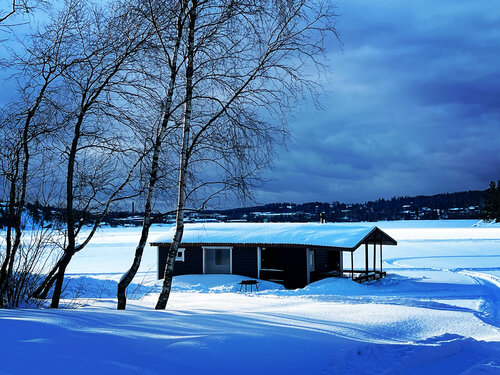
[176,248,185,262]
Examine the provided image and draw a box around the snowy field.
[1,220,500,374]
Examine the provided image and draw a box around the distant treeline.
[207,190,487,222]
[0,202,148,228]
[0,189,488,228]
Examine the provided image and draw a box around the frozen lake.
[2,219,500,374]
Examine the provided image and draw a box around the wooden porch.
[343,269,387,282]
[345,239,390,283]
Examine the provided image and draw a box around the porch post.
[339,251,344,277]
[380,243,383,274]
[365,243,369,276]
[351,251,354,280]
[257,247,261,279]
[373,242,376,276]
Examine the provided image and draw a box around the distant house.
[151,223,397,289]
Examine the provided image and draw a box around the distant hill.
[201,190,487,222]
[0,190,487,228]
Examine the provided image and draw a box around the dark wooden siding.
[158,246,203,279]
[314,249,330,273]
[158,246,167,279]
[279,248,307,289]
[159,246,258,279]
[257,246,309,288]
[311,249,341,283]
[328,251,341,270]
[232,246,258,278]
[313,249,340,272]
[158,244,330,289]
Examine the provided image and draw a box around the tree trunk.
[49,109,82,308]
[0,54,66,305]
[116,0,186,310]
[155,0,197,311]
[117,226,148,309]
[0,108,32,305]
[32,260,61,299]
[50,251,73,308]
[155,220,184,309]
[0,176,18,305]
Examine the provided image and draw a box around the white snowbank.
[169,274,285,293]
[60,274,284,299]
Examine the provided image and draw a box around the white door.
[204,248,231,274]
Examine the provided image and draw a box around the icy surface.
[1,220,500,374]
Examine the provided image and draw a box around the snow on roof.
[151,222,395,250]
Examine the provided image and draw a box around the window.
[176,248,185,262]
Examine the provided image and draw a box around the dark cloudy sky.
[1,1,498,207]
[256,0,500,204]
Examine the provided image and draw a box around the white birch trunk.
[155,0,197,310]
[117,0,186,310]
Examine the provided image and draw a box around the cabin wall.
[176,246,203,275]
[260,247,308,289]
[314,249,330,273]
[311,249,341,283]
[328,251,341,270]
[158,245,335,288]
[158,245,258,279]
[313,249,341,272]
[231,246,258,279]
[158,246,167,279]
[158,246,203,279]
[280,248,308,289]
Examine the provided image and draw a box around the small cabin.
[151,223,397,289]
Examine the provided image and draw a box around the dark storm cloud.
[255,0,500,204]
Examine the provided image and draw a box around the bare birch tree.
[155,0,338,309]
[28,0,153,308]
[0,0,47,25]
[0,0,82,307]
[117,0,188,310]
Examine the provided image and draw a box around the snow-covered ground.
[1,220,500,374]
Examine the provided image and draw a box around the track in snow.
[456,270,500,328]
[383,252,500,329]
